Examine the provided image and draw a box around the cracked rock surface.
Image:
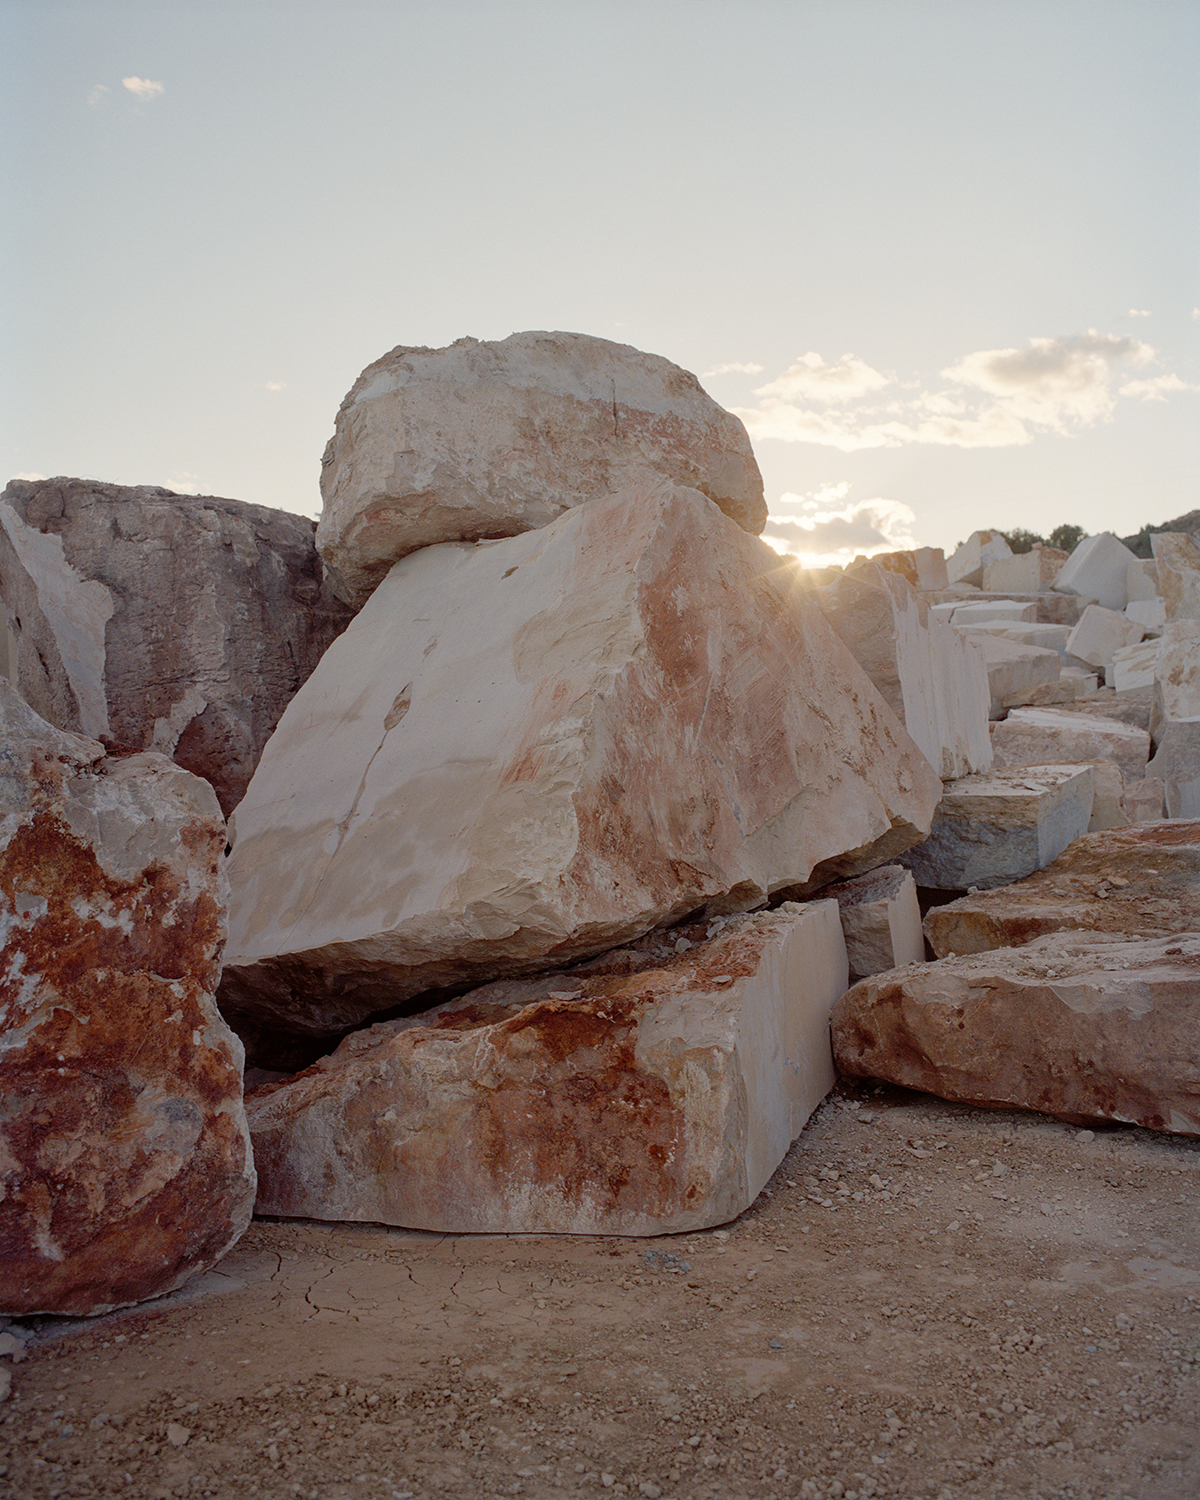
[2,1086,1196,1500]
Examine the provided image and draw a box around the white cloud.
[1120,373,1200,401]
[1127,309,1151,318]
[1193,309,1200,321]
[762,486,917,568]
[701,361,764,378]
[168,472,202,494]
[11,472,47,483]
[265,380,287,392]
[122,76,165,102]
[754,351,891,404]
[87,84,109,106]
[737,331,1179,452]
[943,332,1153,432]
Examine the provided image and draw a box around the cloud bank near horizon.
[733,332,1196,452]
[761,484,917,567]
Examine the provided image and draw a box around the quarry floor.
[4,1081,1198,1500]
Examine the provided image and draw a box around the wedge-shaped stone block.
[1127,557,1160,604]
[1054,532,1140,612]
[832,932,1200,1135]
[317,331,765,606]
[898,766,1093,890]
[991,707,1149,783]
[0,682,255,1316]
[222,483,939,1059]
[946,531,1012,589]
[973,635,1061,718]
[1151,532,1200,621]
[1066,604,1145,669]
[247,902,848,1235]
[924,818,1200,957]
[983,545,1069,594]
[1147,619,1200,817]
[823,865,925,982]
[816,563,992,779]
[1125,598,1166,633]
[0,479,354,816]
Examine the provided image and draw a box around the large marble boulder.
[1150,532,1200,621]
[0,683,255,1316]
[247,901,847,1235]
[832,931,1200,1135]
[221,481,940,1063]
[1147,619,1200,817]
[816,562,992,780]
[990,706,1150,783]
[316,331,766,605]
[0,479,355,815]
[924,819,1200,956]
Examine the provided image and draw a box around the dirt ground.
[3,1080,1197,1500]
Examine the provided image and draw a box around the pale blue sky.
[4,0,1197,565]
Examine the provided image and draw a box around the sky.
[3,0,1197,569]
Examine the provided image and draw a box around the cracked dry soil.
[3,1083,1198,1500]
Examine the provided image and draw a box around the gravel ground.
[2,1080,1197,1500]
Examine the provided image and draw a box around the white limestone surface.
[1054,533,1139,612]
[1066,604,1146,669]
[317,330,765,605]
[990,706,1150,783]
[972,635,1062,717]
[222,482,940,1045]
[1147,619,1200,817]
[1151,532,1200,622]
[1110,638,1161,693]
[946,531,1012,589]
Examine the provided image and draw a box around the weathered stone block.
[0,683,255,1316]
[822,865,925,981]
[0,479,354,816]
[990,706,1149,783]
[972,636,1062,718]
[1147,619,1200,817]
[1151,532,1200,621]
[832,931,1200,1135]
[222,482,940,1060]
[923,819,1200,956]
[946,531,1012,589]
[983,545,1069,594]
[898,765,1094,890]
[1110,638,1160,693]
[247,902,848,1235]
[317,331,766,606]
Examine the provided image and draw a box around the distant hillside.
[1121,509,1200,558]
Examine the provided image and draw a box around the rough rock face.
[1147,619,1200,818]
[247,902,848,1235]
[0,682,254,1316]
[899,765,1094,891]
[923,819,1200,957]
[815,562,992,780]
[0,478,355,816]
[1150,532,1200,621]
[831,931,1200,1135]
[221,482,940,1061]
[990,707,1150,784]
[316,331,766,606]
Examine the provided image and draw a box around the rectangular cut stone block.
[898,766,1094,890]
[923,820,1200,956]
[221,483,939,1057]
[991,707,1149,783]
[1147,619,1200,818]
[246,902,849,1235]
[832,931,1200,1135]
[973,636,1062,718]
[956,621,1072,659]
[1110,638,1160,693]
[822,865,925,982]
[1126,598,1166,633]
[1054,532,1140,611]
[950,599,1037,625]
[1127,557,1160,603]
[983,545,1068,593]
[816,562,992,780]
[947,531,1012,589]
[1151,532,1200,621]
[1066,604,1145,668]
